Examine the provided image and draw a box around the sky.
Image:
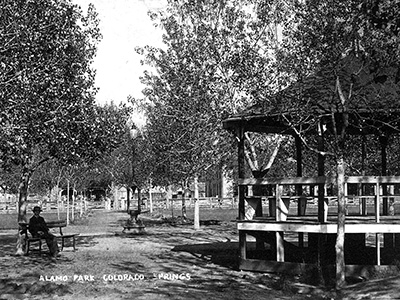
[72,0,167,107]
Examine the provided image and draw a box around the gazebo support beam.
[359,135,367,215]
[380,135,395,249]
[236,127,247,259]
[317,122,327,223]
[316,122,328,280]
[296,135,304,214]
[295,135,305,247]
[380,135,389,215]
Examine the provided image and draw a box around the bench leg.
[60,236,77,251]
[25,240,30,255]
[26,239,43,255]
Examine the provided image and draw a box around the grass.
[0,211,79,230]
[0,206,238,230]
[154,207,238,222]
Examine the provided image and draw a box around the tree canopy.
[0,0,130,221]
[274,0,400,137]
[138,0,400,288]
[0,0,101,167]
[256,0,400,288]
[136,0,289,187]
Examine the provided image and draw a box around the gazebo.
[222,54,400,277]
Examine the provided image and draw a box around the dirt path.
[0,210,399,299]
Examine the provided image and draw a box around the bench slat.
[23,221,79,254]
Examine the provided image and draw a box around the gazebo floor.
[238,234,400,276]
[237,214,400,274]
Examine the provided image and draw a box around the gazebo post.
[316,121,327,272]
[295,135,305,247]
[380,135,389,215]
[317,122,327,223]
[380,135,395,249]
[359,135,367,215]
[236,127,247,259]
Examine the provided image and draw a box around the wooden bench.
[25,237,44,254]
[122,224,145,233]
[19,221,79,255]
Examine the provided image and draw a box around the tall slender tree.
[274,0,400,288]
[0,1,134,226]
[136,0,289,190]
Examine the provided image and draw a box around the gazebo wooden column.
[317,122,327,223]
[315,122,329,268]
[236,127,247,259]
[359,135,367,215]
[380,135,395,249]
[380,135,389,215]
[296,135,304,213]
[295,135,305,247]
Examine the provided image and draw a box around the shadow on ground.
[0,234,98,298]
[171,242,239,269]
[0,234,98,257]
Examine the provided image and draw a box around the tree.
[136,0,289,197]
[95,125,153,212]
[0,0,135,228]
[0,165,20,197]
[272,0,400,289]
[29,102,132,202]
[0,0,103,222]
[29,159,63,200]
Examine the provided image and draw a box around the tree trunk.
[16,167,33,255]
[245,133,282,178]
[48,186,52,210]
[56,168,63,219]
[149,179,153,214]
[18,168,31,223]
[126,186,131,212]
[166,185,173,217]
[336,157,346,289]
[181,195,187,220]
[71,182,76,222]
[181,183,188,221]
[80,192,84,217]
[113,182,119,210]
[67,180,70,225]
[57,187,61,219]
[137,188,141,213]
[194,175,200,230]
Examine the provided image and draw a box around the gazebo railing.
[239,175,400,222]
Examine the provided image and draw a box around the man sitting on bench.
[29,206,59,258]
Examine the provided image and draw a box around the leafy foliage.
[28,102,132,196]
[96,128,152,192]
[0,0,135,221]
[136,0,289,186]
[0,0,102,168]
[274,0,400,141]
[268,0,400,288]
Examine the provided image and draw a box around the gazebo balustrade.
[237,175,400,272]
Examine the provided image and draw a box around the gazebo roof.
[223,55,400,136]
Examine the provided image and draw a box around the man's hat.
[32,206,42,212]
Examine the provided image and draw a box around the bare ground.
[0,209,399,300]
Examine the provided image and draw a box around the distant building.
[204,167,233,199]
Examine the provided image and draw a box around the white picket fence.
[150,197,238,210]
[100,196,238,211]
